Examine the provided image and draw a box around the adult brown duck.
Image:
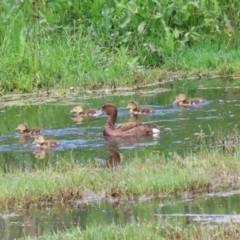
[70,106,101,117]
[33,136,60,149]
[100,103,160,136]
[16,123,44,135]
[173,94,206,106]
[126,101,155,115]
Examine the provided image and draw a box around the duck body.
[173,94,206,106]
[101,103,160,137]
[70,106,101,117]
[126,101,155,115]
[33,136,60,149]
[16,123,44,135]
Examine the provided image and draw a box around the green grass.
[1,27,240,94]
[22,220,240,240]
[0,146,240,207]
[1,0,240,93]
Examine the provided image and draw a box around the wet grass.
[1,146,240,207]
[23,220,240,240]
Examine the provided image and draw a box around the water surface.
[1,81,240,238]
[0,86,239,171]
[1,190,240,239]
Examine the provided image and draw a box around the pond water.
[0,83,240,171]
[1,190,240,239]
[1,79,240,238]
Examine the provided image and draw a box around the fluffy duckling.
[173,94,206,106]
[16,123,44,135]
[70,106,101,117]
[126,101,155,115]
[101,103,160,136]
[33,136,60,149]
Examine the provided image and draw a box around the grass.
[0,146,240,207]
[22,219,240,240]
[1,28,240,94]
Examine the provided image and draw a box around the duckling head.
[126,101,138,110]
[16,123,28,131]
[34,135,45,144]
[174,94,187,104]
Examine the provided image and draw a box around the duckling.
[173,94,206,106]
[16,123,44,135]
[101,103,160,136]
[126,101,155,115]
[70,106,101,117]
[33,136,60,149]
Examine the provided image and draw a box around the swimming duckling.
[33,136,60,149]
[16,123,44,135]
[70,106,101,117]
[126,101,155,115]
[173,94,206,106]
[101,103,160,136]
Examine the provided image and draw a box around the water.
[1,82,240,238]
[1,190,240,239]
[0,86,240,171]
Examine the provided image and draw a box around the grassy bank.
[1,146,240,207]
[23,220,240,240]
[1,1,240,93]
[1,34,240,94]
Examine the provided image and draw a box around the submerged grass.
[23,220,240,240]
[1,147,240,207]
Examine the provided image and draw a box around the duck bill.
[173,100,178,105]
[70,109,75,113]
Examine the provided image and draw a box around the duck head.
[33,135,45,145]
[173,94,187,105]
[126,101,138,111]
[101,103,117,116]
[16,123,28,132]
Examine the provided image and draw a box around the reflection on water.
[71,116,84,124]
[2,191,240,239]
[96,135,159,168]
[128,115,138,122]
[95,150,122,168]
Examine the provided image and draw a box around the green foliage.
[0,0,240,92]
